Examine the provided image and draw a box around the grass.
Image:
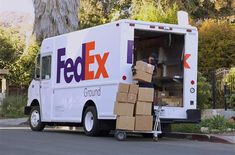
[171,123,201,133]
[0,95,27,118]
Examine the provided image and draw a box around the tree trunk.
[33,0,80,43]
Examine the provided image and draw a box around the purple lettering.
[64,58,74,83]
[56,41,109,84]
[56,48,65,83]
[74,57,83,82]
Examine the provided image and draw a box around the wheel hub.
[85,111,94,132]
[31,110,40,127]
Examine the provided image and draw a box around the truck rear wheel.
[29,106,45,131]
[83,106,100,136]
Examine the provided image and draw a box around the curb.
[164,132,235,144]
[0,118,28,127]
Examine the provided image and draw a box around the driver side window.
[41,55,51,80]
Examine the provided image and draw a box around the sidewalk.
[0,117,28,127]
[165,132,235,144]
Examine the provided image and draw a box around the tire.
[29,106,45,131]
[83,106,100,136]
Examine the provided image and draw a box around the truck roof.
[42,19,197,43]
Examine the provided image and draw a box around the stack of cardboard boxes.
[114,84,154,131]
[135,87,154,131]
[157,91,183,107]
[114,60,155,131]
[114,83,139,130]
[133,61,155,82]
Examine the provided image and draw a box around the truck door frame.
[40,52,53,122]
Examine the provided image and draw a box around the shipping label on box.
[114,102,134,116]
[135,101,152,115]
[136,61,147,72]
[116,116,135,131]
[118,83,130,93]
[129,84,139,94]
[116,93,128,102]
[133,71,152,83]
[135,115,153,131]
[138,87,154,102]
[146,64,155,74]
[127,93,137,104]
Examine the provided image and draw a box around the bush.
[197,72,212,109]
[0,95,27,118]
[200,115,235,133]
[200,115,227,132]
[198,20,235,75]
[226,94,235,110]
[172,115,235,133]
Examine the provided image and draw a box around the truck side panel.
[50,24,121,122]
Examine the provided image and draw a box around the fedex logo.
[56,41,109,83]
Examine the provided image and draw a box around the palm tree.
[33,0,80,43]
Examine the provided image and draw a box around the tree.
[8,37,39,87]
[198,20,235,75]
[33,0,80,43]
[0,27,24,69]
[223,67,235,109]
[79,0,131,29]
[224,67,235,90]
[131,0,179,24]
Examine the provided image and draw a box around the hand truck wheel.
[115,131,126,141]
[153,136,158,141]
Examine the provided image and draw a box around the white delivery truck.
[25,11,200,136]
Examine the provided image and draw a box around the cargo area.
[134,29,185,107]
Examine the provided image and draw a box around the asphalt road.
[0,128,235,155]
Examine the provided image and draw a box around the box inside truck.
[134,29,185,107]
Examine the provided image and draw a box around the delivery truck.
[24,11,200,136]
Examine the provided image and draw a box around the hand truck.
[114,104,163,141]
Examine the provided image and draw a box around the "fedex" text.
[56,41,109,83]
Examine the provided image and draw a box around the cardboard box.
[129,84,139,94]
[135,101,152,115]
[133,70,152,83]
[116,93,128,102]
[138,87,154,102]
[135,115,153,131]
[136,61,147,72]
[157,91,169,98]
[114,102,134,116]
[146,64,155,74]
[161,96,183,107]
[171,96,183,107]
[127,93,137,104]
[118,83,130,93]
[116,116,135,130]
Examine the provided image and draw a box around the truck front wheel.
[83,106,100,136]
[29,106,45,131]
